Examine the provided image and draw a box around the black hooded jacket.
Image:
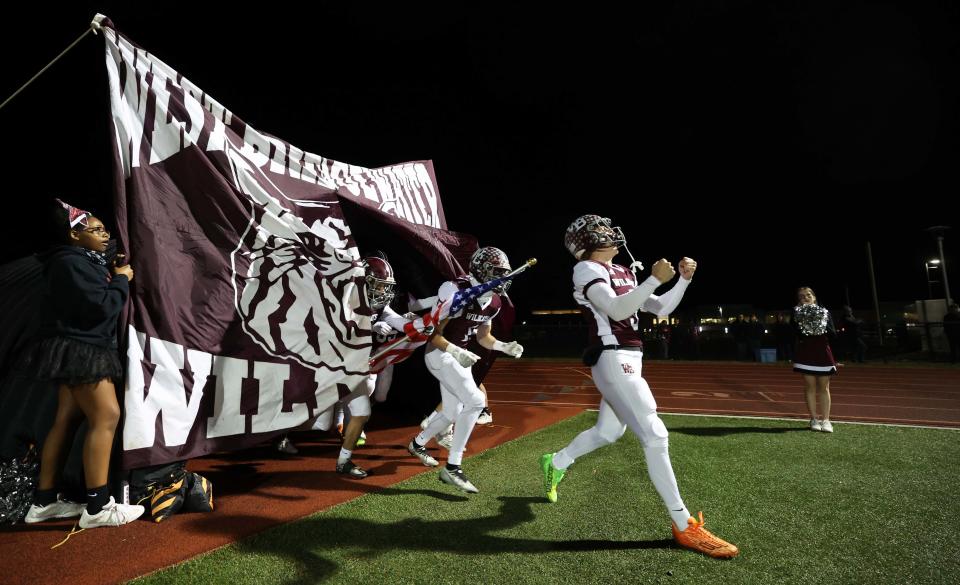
[37,246,129,348]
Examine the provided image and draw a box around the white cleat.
[276,436,299,454]
[476,407,493,425]
[407,441,439,467]
[439,466,479,493]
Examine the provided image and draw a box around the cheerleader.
[22,199,144,528]
[791,286,838,433]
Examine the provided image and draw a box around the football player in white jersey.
[539,215,738,559]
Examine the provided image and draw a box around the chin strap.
[622,242,644,276]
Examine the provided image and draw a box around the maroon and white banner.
[100,20,466,468]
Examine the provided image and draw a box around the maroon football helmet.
[470,246,512,293]
[362,256,396,309]
[563,215,626,259]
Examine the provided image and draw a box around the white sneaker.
[821,420,834,433]
[809,418,822,432]
[78,496,144,528]
[439,466,479,493]
[24,497,84,524]
[407,441,439,467]
[276,436,299,454]
[476,408,493,425]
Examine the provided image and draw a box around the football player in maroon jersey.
[406,247,523,493]
[335,255,423,478]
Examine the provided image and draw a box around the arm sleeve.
[641,277,690,317]
[378,305,409,332]
[577,261,661,322]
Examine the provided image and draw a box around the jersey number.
[462,326,479,343]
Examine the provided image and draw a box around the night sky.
[1,3,957,315]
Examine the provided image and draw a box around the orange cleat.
[672,512,739,559]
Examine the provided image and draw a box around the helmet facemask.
[470,247,512,294]
[362,257,396,310]
[564,215,627,259]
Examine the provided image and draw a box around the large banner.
[101,19,467,468]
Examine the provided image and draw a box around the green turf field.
[133,413,960,585]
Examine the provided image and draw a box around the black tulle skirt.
[17,336,123,385]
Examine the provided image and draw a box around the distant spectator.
[773,313,794,362]
[944,303,960,363]
[840,305,866,363]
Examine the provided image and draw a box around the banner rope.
[0,14,106,113]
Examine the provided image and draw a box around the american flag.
[368,302,445,373]
[440,276,511,321]
[443,259,535,318]
[368,260,535,373]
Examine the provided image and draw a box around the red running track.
[484,360,960,428]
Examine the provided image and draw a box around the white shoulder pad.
[573,261,609,288]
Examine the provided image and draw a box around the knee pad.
[640,412,669,449]
[464,388,485,411]
[596,424,628,445]
[347,394,371,418]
